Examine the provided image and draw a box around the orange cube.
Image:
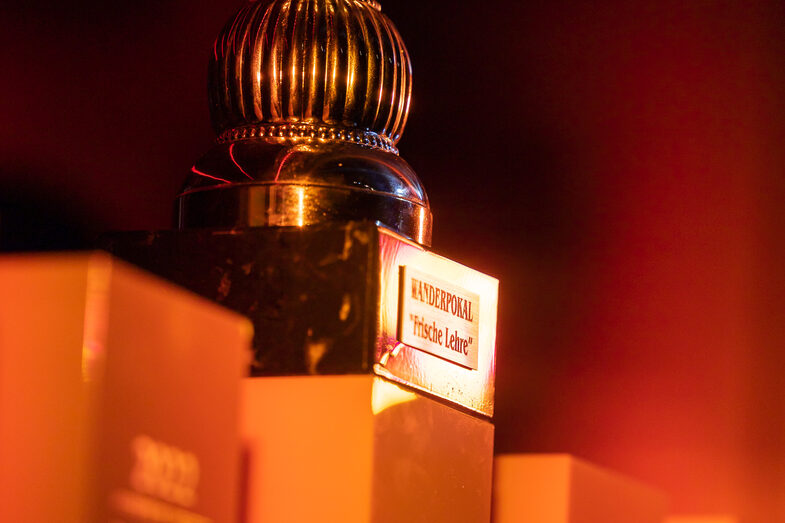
[493,454,667,523]
[0,253,251,522]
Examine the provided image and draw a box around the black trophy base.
[103,221,380,376]
[102,220,497,418]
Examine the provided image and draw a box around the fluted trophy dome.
[177,0,431,245]
[209,0,411,152]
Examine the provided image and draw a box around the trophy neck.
[177,139,432,246]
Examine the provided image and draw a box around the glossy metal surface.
[179,139,431,244]
[178,0,431,245]
[375,228,499,418]
[208,0,411,145]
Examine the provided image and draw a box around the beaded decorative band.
[217,123,400,155]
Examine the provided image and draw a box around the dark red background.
[3,1,785,519]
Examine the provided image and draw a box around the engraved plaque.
[398,266,480,370]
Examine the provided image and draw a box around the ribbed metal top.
[208,0,412,152]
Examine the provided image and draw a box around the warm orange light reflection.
[296,186,305,227]
[371,377,416,415]
[81,256,110,382]
[417,206,426,245]
[375,229,498,417]
[378,342,405,367]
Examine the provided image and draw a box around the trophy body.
[105,1,498,520]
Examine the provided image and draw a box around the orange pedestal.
[0,253,251,523]
[241,375,494,523]
[493,454,667,523]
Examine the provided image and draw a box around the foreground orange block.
[0,253,251,523]
[241,375,494,523]
[493,454,667,523]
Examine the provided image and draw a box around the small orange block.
[493,454,668,523]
